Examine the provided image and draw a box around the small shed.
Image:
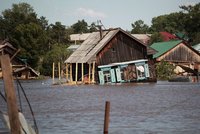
[65,28,156,84]
[151,40,200,75]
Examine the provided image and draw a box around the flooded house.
[0,40,39,79]
[150,40,200,80]
[65,28,157,84]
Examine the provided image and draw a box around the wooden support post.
[0,55,21,134]
[82,63,84,82]
[66,63,68,82]
[88,63,91,84]
[92,61,95,83]
[58,62,61,81]
[70,63,73,82]
[104,101,110,134]
[75,63,78,83]
[52,62,55,84]
[10,49,20,61]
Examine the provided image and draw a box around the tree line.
[0,2,199,76]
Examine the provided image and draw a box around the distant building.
[151,40,200,76]
[70,33,91,44]
[160,32,178,41]
[0,40,39,79]
[131,34,151,45]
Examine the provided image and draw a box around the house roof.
[70,33,91,41]
[67,45,80,50]
[160,32,178,41]
[65,28,155,64]
[193,43,200,53]
[150,40,182,58]
[131,34,151,44]
[13,66,39,77]
[0,41,17,51]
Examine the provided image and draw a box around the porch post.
[82,63,84,83]
[88,63,91,84]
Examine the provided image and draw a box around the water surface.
[1,80,200,134]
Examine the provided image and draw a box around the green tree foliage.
[179,3,200,45]
[131,20,149,34]
[71,19,89,33]
[150,3,200,45]
[48,22,67,44]
[0,3,49,68]
[40,44,71,76]
[151,13,184,33]
[156,60,175,80]
[89,22,98,32]
[149,32,163,45]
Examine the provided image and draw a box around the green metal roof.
[192,43,200,53]
[150,40,182,58]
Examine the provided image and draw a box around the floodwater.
[1,79,200,134]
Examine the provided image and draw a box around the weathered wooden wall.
[158,43,200,63]
[96,32,147,65]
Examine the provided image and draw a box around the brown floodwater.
[0,79,200,134]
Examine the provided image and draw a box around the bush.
[156,60,175,80]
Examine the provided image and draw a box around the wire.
[16,80,23,112]
[0,91,6,102]
[15,76,39,134]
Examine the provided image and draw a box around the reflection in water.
[0,79,200,134]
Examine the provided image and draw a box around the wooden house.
[65,28,157,84]
[150,40,200,77]
[0,40,39,79]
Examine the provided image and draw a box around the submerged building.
[65,28,157,84]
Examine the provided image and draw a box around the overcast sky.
[0,0,199,30]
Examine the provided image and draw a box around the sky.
[0,0,199,30]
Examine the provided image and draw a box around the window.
[136,65,145,80]
[104,70,111,83]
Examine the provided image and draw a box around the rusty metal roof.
[65,28,155,63]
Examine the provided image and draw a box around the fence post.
[104,101,110,134]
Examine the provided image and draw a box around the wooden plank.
[0,54,21,134]
[92,61,95,83]
[52,62,55,84]
[66,63,68,82]
[75,63,78,83]
[70,63,73,82]
[58,62,61,81]
[88,63,91,84]
[82,63,84,82]
[104,101,110,134]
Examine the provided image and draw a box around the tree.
[0,3,49,69]
[41,44,71,76]
[150,3,200,45]
[131,20,149,34]
[48,22,67,44]
[179,3,200,45]
[71,19,89,33]
[150,13,184,33]
[89,22,98,32]
[149,32,163,45]
[156,60,175,80]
